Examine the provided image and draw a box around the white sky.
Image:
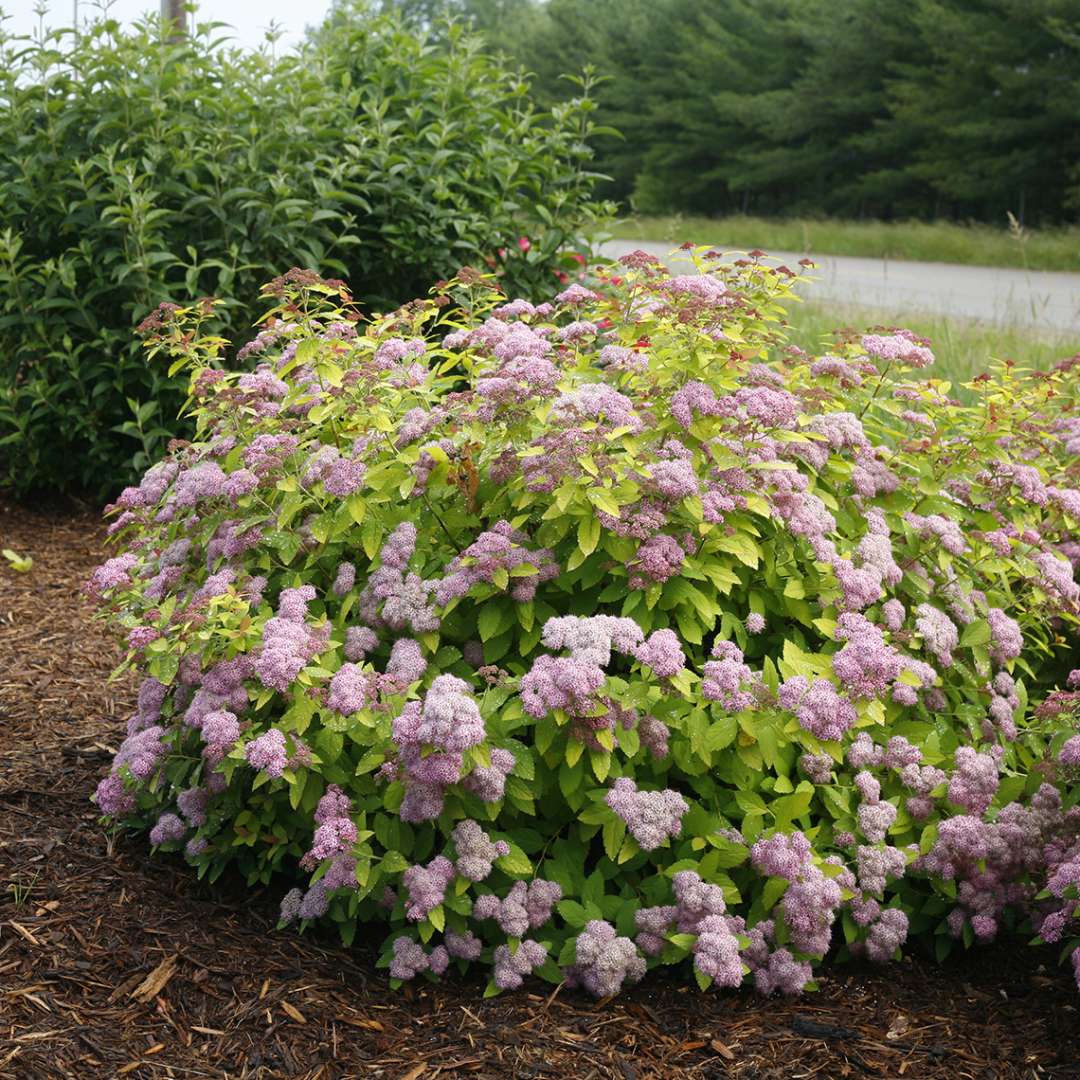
[0,0,335,52]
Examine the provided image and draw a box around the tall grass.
[783,301,1078,390]
[610,215,1080,273]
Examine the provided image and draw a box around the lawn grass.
[609,214,1080,273]
[783,301,1078,389]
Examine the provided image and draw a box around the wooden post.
[160,0,187,41]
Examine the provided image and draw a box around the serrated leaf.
[706,836,749,867]
[380,850,409,874]
[761,876,788,911]
[959,618,991,648]
[495,844,533,876]
[771,789,813,826]
[590,750,611,782]
[602,816,625,861]
[715,533,760,568]
[477,603,503,642]
[345,493,366,525]
[557,899,587,928]
[588,488,621,517]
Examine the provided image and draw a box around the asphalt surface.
[600,239,1080,332]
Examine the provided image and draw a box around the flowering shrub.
[91,251,1080,998]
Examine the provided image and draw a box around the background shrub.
[0,4,611,497]
[89,253,1080,998]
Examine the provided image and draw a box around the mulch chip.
[1,496,1079,1079]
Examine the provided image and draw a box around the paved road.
[599,240,1080,333]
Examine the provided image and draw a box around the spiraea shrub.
[91,251,1080,997]
[0,4,609,496]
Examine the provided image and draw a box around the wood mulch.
[1,496,1078,1080]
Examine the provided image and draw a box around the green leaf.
[288,771,307,811]
[577,514,601,556]
[735,790,767,818]
[345,493,366,525]
[590,750,611,782]
[959,618,991,648]
[714,533,760,568]
[495,844,533,877]
[771,789,813,826]
[602,816,626,861]
[2,548,33,573]
[706,836,749,867]
[380,850,409,874]
[588,488,621,517]
[477,603,503,642]
[761,876,788,911]
[559,759,584,799]
[361,521,383,561]
[556,899,588,928]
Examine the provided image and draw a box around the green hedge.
[0,4,611,496]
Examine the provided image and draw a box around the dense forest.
[333,0,1080,225]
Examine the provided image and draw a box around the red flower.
[518,236,532,252]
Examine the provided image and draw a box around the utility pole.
[159,0,187,40]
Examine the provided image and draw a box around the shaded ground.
[1,497,1078,1080]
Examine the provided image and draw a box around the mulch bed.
[1,497,1079,1080]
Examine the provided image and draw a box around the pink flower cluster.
[254,586,327,693]
[358,523,440,634]
[778,676,856,742]
[605,778,688,851]
[388,675,486,822]
[435,521,559,605]
[402,856,456,921]
[752,832,843,957]
[451,820,510,881]
[701,641,757,711]
[566,920,646,997]
[473,879,562,936]
[300,784,358,889]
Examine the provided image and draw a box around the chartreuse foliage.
[0,4,611,496]
[90,251,1080,998]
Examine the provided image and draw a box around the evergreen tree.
[719,0,926,218]
[630,0,798,215]
[315,0,1080,223]
[882,0,1080,223]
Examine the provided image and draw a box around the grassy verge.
[608,215,1080,273]
[784,301,1077,388]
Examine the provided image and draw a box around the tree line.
[350,0,1080,225]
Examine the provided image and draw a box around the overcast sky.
[1,0,334,52]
